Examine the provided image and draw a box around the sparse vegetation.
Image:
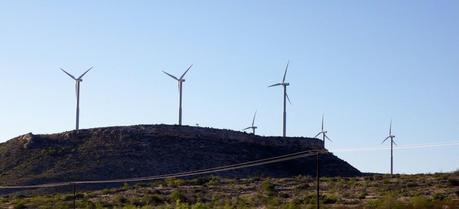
[0,173,458,208]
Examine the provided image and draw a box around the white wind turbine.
[163,65,193,126]
[243,111,258,135]
[314,114,332,148]
[60,67,93,131]
[382,120,397,176]
[268,61,291,137]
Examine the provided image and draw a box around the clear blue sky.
[1,1,458,174]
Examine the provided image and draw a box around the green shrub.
[63,194,75,201]
[28,195,51,205]
[113,195,128,205]
[81,200,96,209]
[433,193,447,201]
[166,177,186,187]
[410,196,433,209]
[261,179,277,196]
[358,191,368,200]
[383,178,391,185]
[170,190,184,202]
[264,196,281,207]
[122,182,130,190]
[141,206,156,209]
[191,202,209,209]
[142,194,164,205]
[188,177,209,186]
[322,194,338,204]
[174,200,190,209]
[102,188,113,194]
[135,182,149,188]
[448,178,459,186]
[378,193,405,209]
[281,201,301,209]
[130,197,145,207]
[206,176,221,186]
[14,202,27,209]
[406,182,418,188]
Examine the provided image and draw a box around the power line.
[0,150,327,189]
[2,141,457,189]
[330,141,459,153]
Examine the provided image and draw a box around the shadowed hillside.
[0,125,360,186]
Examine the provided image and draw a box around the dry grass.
[1,173,458,209]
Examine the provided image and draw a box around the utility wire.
[0,150,327,189]
[331,141,459,153]
[2,141,457,189]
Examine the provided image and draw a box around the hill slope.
[0,125,360,186]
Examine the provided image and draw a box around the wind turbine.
[382,120,397,176]
[60,67,93,131]
[163,65,193,126]
[314,114,332,148]
[243,111,258,135]
[268,61,291,137]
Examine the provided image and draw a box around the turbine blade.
[243,127,251,131]
[180,64,193,79]
[252,111,257,127]
[268,83,282,87]
[282,61,289,83]
[393,140,398,146]
[321,114,325,131]
[389,120,392,135]
[325,135,333,142]
[163,71,179,80]
[314,132,321,138]
[286,93,292,104]
[60,68,76,80]
[78,67,93,79]
[381,136,390,144]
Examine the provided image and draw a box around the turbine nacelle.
[60,67,93,82]
[163,65,193,83]
[382,120,397,144]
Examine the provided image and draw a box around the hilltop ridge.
[0,125,360,187]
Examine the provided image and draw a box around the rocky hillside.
[0,125,360,186]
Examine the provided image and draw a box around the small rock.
[21,133,35,149]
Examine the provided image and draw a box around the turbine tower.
[382,120,397,176]
[314,114,332,148]
[60,67,93,131]
[268,61,291,137]
[243,111,258,135]
[163,65,193,126]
